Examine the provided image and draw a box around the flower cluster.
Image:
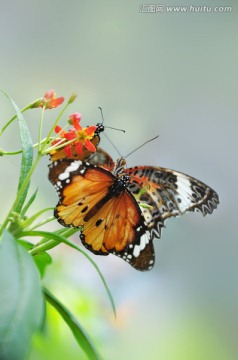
[31,89,98,158]
[52,113,97,158]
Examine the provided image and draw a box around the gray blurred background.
[0,1,237,359]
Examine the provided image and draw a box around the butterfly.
[50,123,104,162]
[49,148,219,271]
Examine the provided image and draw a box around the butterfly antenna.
[125,135,159,159]
[98,107,125,132]
[105,126,125,133]
[103,132,122,158]
[98,107,105,124]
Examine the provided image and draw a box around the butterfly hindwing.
[112,227,155,271]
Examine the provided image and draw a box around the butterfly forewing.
[50,161,114,227]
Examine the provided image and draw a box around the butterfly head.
[95,123,105,134]
[113,157,127,176]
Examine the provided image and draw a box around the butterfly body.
[49,150,219,271]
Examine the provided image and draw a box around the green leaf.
[0,230,44,360]
[44,288,103,360]
[3,92,34,213]
[34,252,52,278]
[18,240,52,278]
[24,230,116,317]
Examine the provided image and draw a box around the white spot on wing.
[133,244,140,258]
[176,176,193,212]
[58,172,69,181]
[139,205,153,224]
[133,231,150,258]
[58,161,82,181]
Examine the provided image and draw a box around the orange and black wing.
[49,159,155,271]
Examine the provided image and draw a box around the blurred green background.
[0,0,237,359]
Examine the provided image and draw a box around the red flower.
[51,114,97,158]
[40,89,64,109]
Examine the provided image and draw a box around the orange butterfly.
[49,149,219,271]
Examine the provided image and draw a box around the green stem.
[41,101,71,153]
[0,100,41,136]
[0,137,56,156]
[33,228,78,248]
[42,137,77,155]
[2,124,78,157]
[21,208,54,228]
[1,115,18,135]
[26,228,78,254]
[38,107,45,153]
[59,228,79,236]
[0,149,23,156]
[28,216,55,231]
[0,153,42,237]
[29,239,59,254]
